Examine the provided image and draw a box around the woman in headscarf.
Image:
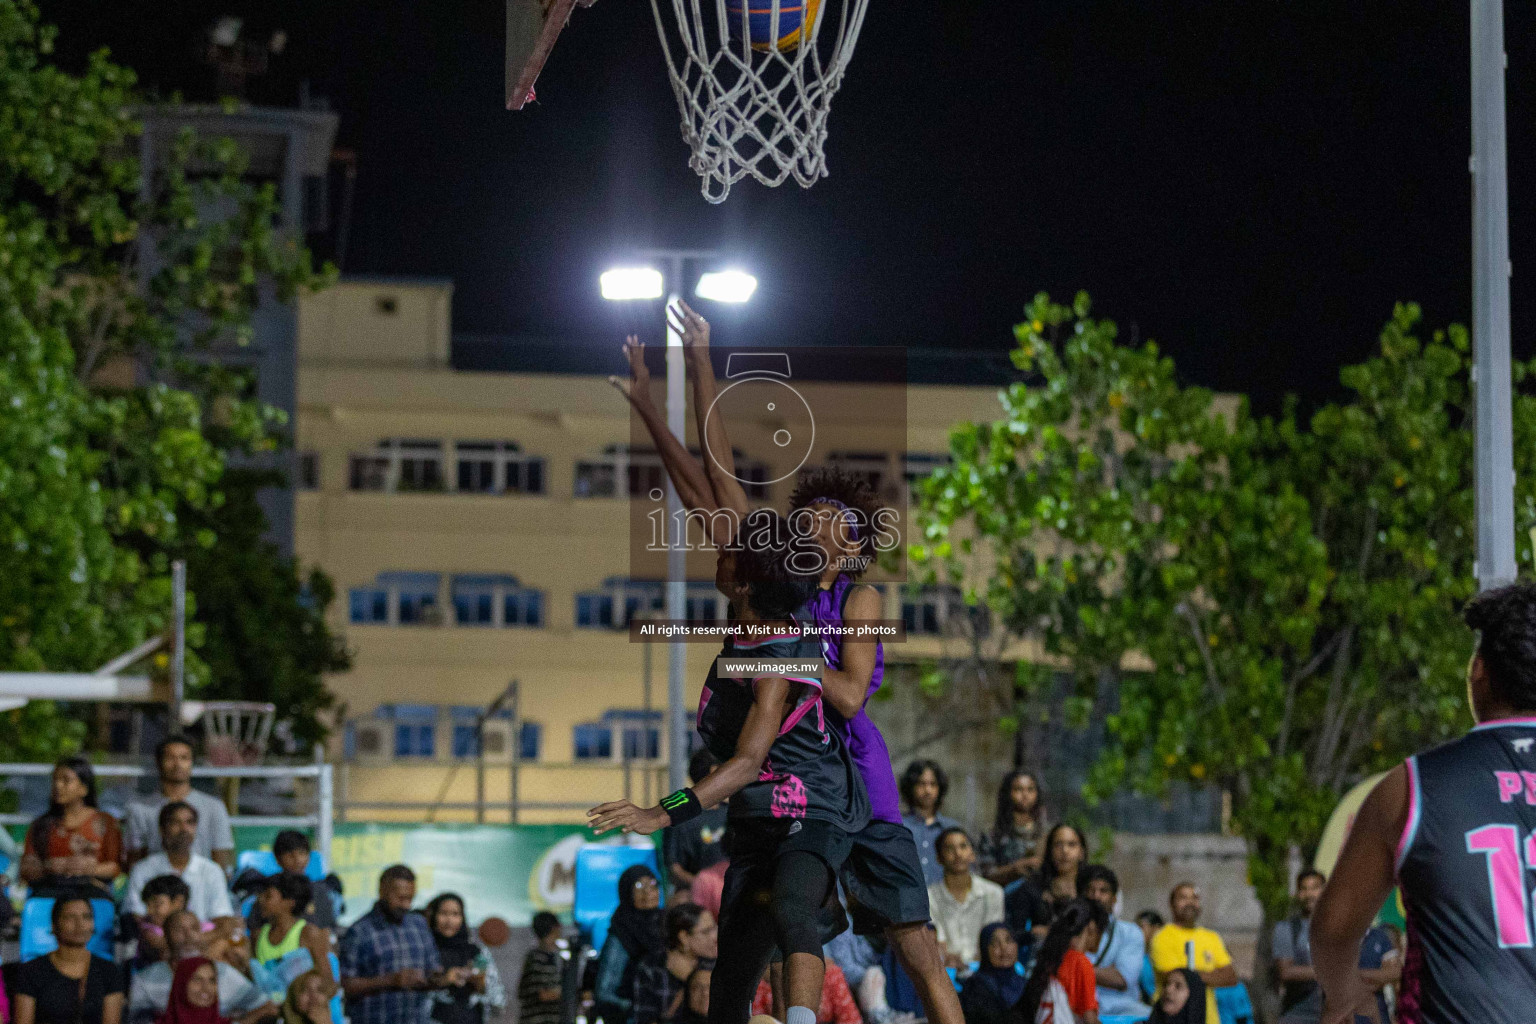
[157,958,228,1024]
[421,893,506,1024]
[1147,968,1206,1024]
[279,969,332,1024]
[593,866,663,1024]
[959,923,1024,1024]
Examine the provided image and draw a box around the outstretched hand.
[587,799,669,837]
[606,334,651,405]
[668,300,710,354]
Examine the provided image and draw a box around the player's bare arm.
[1312,763,1406,1024]
[819,584,882,718]
[587,675,790,836]
[607,333,714,511]
[672,300,751,520]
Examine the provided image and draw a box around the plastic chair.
[19,897,116,961]
[572,843,660,951]
[236,849,330,881]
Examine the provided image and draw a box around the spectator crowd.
[0,743,1401,1024]
[0,740,505,1024]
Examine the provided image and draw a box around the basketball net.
[649,0,870,203]
[199,700,276,767]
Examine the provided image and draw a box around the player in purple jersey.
[604,303,964,1024]
[1313,583,1536,1024]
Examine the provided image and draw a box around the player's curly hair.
[1465,582,1536,712]
[787,465,883,576]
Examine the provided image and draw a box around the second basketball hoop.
[649,0,871,203]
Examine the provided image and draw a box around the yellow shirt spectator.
[1150,923,1231,1024]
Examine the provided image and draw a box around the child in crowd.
[237,832,340,932]
[135,874,194,968]
[517,912,563,1024]
[252,875,336,1004]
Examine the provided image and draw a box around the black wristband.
[660,788,703,827]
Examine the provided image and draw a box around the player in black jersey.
[588,510,870,1024]
[1313,582,1536,1024]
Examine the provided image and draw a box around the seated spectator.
[1148,967,1206,1024]
[667,751,728,894]
[680,969,709,1024]
[130,911,275,1024]
[592,866,663,1024]
[1149,884,1237,1024]
[278,969,332,1024]
[156,958,226,1024]
[239,833,339,933]
[751,960,859,1024]
[338,865,455,1024]
[1272,870,1398,1024]
[12,896,126,1024]
[1004,824,1089,943]
[251,876,335,1003]
[1017,898,1106,1024]
[635,903,716,1024]
[422,893,506,1024]
[125,803,236,928]
[958,923,1024,1024]
[977,771,1047,887]
[135,874,196,969]
[899,759,959,886]
[1078,865,1150,1018]
[517,912,564,1024]
[926,827,1005,970]
[125,737,234,871]
[1135,911,1164,1004]
[823,928,894,1024]
[19,757,123,899]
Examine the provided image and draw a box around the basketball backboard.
[506,0,596,110]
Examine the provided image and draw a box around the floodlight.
[600,267,664,301]
[694,270,758,304]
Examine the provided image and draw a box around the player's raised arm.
[586,674,789,837]
[820,584,881,719]
[673,301,752,520]
[607,334,719,516]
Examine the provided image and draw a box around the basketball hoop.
[188,700,276,767]
[649,0,871,203]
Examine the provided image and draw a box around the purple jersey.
[802,576,903,825]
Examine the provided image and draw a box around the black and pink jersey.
[696,622,870,834]
[1395,717,1536,1023]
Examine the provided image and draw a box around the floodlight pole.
[1471,0,1516,591]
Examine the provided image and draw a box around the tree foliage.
[912,290,1536,918]
[0,0,334,758]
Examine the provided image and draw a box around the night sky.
[45,1,1536,411]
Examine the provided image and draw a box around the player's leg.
[710,868,780,1024]
[888,921,964,1024]
[772,849,836,1020]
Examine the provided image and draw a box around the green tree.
[0,0,331,759]
[912,291,1536,984]
[174,469,351,751]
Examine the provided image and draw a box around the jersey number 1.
[1466,824,1536,947]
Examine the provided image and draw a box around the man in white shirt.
[926,827,1005,968]
[124,801,236,925]
[124,736,235,869]
[129,910,276,1024]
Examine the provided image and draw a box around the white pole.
[1471,0,1516,591]
[171,560,187,730]
[665,254,689,795]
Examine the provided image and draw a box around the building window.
[573,723,612,761]
[574,461,617,498]
[350,572,442,626]
[349,439,446,493]
[576,593,614,628]
[684,590,722,623]
[902,584,961,635]
[298,452,320,490]
[519,722,541,761]
[456,442,546,495]
[577,579,723,628]
[383,704,438,758]
[451,575,543,627]
[827,452,890,495]
[574,445,701,499]
[451,722,480,758]
[621,723,661,761]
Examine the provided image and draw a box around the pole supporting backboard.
[506,0,590,111]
